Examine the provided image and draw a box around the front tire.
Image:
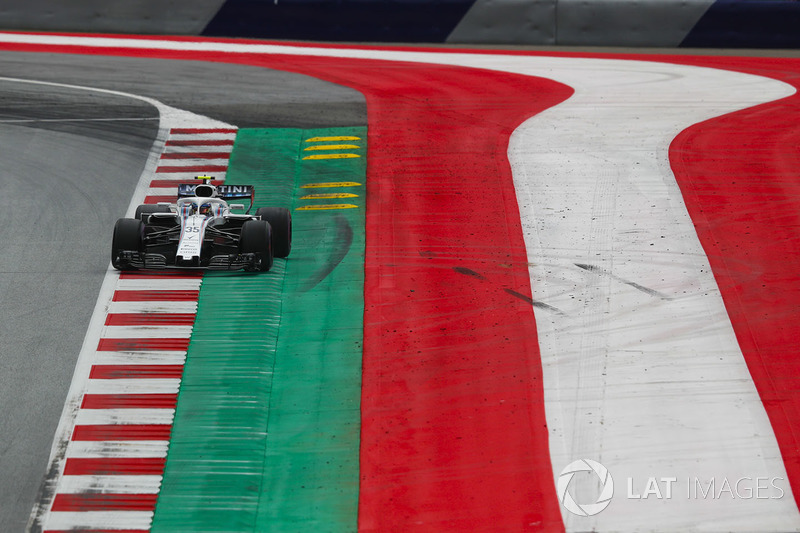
[239,220,273,272]
[255,207,291,258]
[112,218,144,270]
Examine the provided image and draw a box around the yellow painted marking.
[296,204,359,211]
[300,193,359,199]
[305,136,361,142]
[303,144,361,151]
[303,154,360,160]
[301,182,362,189]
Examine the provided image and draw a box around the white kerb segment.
[506,60,798,531]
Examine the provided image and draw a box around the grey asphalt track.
[0,52,366,532]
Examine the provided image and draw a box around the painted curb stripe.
[81,394,179,409]
[63,458,165,476]
[57,475,164,493]
[65,442,169,459]
[51,493,158,511]
[105,314,197,326]
[89,365,185,379]
[72,425,173,441]
[143,195,176,204]
[45,517,152,532]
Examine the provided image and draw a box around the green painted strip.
[151,127,366,532]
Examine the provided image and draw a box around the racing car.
[111,177,291,272]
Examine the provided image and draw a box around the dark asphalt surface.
[0,51,366,532]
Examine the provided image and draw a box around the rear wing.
[177,184,255,212]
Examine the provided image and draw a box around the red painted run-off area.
[4,38,800,530]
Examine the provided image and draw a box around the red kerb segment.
[45,530,148,533]
[81,393,178,409]
[144,195,177,204]
[105,313,196,326]
[51,493,158,512]
[89,365,184,379]
[63,457,166,476]
[71,424,173,441]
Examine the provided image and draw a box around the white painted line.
[101,325,194,338]
[108,301,198,314]
[115,278,202,290]
[93,351,186,365]
[66,441,169,459]
[58,475,163,494]
[86,379,181,395]
[74,409,175,426]
[44,511,154,531]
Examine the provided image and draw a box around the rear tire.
[112,218,144,270]
[239,220,273,272]
[255,207,291,258]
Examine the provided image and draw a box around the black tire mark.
[575,263,674,301]
[302,214,353,292]
[450,267,565,315]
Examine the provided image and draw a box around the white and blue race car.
[112,178,291,272]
